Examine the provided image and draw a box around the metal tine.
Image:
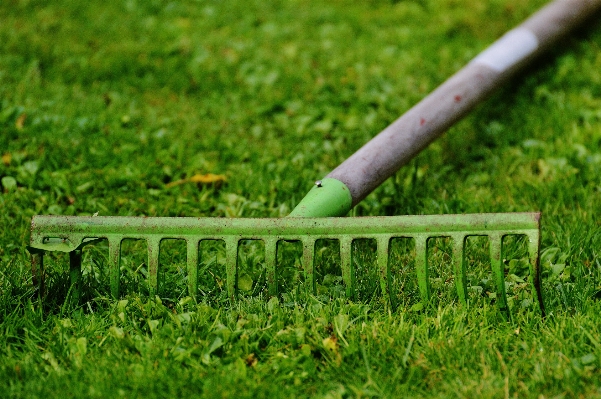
[187,238,200,300]
[225,237,239,302]
[527,232,546,316]
[451,234,468,306]
[377,236,392,309]
[69,249,83,304]
[414,234,430,305]
[148,237,161,297]
[302,239,316,295]
[30,250,44,295]
[490,233,509,318]
[108,237,122,299]
[340,237,355,300]
[264,238,278,297]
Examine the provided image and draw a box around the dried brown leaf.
[165,173,227,188]
[15,114,26,130]
[1,153,11,166]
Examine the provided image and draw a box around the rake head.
[28,212,544,316]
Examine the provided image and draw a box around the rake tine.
[69,249,82,304]
[265,238,278,297]
[452,234,468,306]
[187,239,200,300]
[527,232,546,317]
[302,239,316,295]
[414,234,430,305]
[147,237,161,297]
[225,237,239,302]
[490,233,509,318]
[377,236,392,309]
[30,250,44,295]
[340,237,355,300]
[108,237,122,299]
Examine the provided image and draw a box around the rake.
[27,0,601,315]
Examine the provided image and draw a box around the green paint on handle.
[288,178,352,217]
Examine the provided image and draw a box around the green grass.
[1,0,601,397]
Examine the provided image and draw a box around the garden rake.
[27,0,601,316]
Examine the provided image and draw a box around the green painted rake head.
[27,212,544,316]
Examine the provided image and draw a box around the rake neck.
[288,178,352,217]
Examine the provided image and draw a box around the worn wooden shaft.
[328,0,601,205]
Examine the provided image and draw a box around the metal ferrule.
[288,178,352,217]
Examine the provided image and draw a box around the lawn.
[1,0,601,397]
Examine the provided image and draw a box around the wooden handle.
[327,0,601,206]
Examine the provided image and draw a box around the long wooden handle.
[327,0,601,207]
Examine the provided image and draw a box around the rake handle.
[327,0,601,207]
